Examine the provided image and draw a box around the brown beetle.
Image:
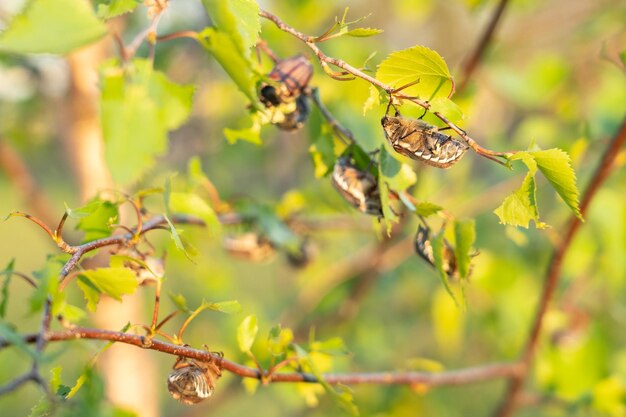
[259,55,313,131]
[414,225,458,276]
[381,114,469,168]
[331,156,382,216]
[167,355,223,405]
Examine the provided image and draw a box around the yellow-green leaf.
[0,0,107,54]
[376,45,454,100]
[237,314,258,353]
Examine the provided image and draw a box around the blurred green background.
[1,0,625,416]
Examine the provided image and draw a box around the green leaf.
[162,213,196,260]
[530,148,582,220]
[168,192,221,237]
[493,169,546,229]
[97,0,141,19]
[237,314,258,353]
[268,324,294,356]
[0,0,107,54]
[428,97,464,124]
[29,255,66,314]
[72,199,119,242]
[77,267,138,311]
[453,219,475,280]
[414,201,443,217]
[0,259,15,318]
[201,0,260,57]
[376,45,454,101]
[169,293,190,313]
[28,396,52,417]
[198,27,261,107]
[345,28,384,37]
[378,145,418,234]
[101,59,194,186]
[224,126,262,145]
[303,356,359,416]
[206,300,242,314]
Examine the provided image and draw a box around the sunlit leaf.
[201,0,260,57]
[97,0,141,19]
[414,201,443,217]
[309,132,336,177]
[237,314,258,353]
[376,45,454,100]
[101,59,194,186]
[77,267,138,311]
[0,0,107,54]
[198,28,261,107]
[206,300,242,314]
[268,324,294,356]
[224,125,262,145]
[345,28,383,37]
[72,199,119,243]
[169,293,190,313]
[168,192,221,237]
[530,148,582,220]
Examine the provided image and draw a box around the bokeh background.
[1,0,625,416]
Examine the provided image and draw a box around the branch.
[457,0,511,94]
[492,117,626,417]
[2,327,523,387]
[259,9,510,165]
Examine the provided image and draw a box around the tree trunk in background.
[66,40,159,417]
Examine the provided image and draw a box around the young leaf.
[531,148,582,220]
[345,28,384,37]
[268,324,294,356]
[453,219,475,280]
[77,267,138,311]
[101,60,194,186]
[0,0,107,55]
[414,201,443,217]
[237,314,258,353]
[168,192,221,237]
[169,293,190,313]
[198,28,261,107]
[493,170,547,229]
[206,300,242,314]
[73,199,119,242]
[162,214,195,260]
[376,45,455,100]
[224,126,262,145]
[201,0,260,57]
[97,0,141,20]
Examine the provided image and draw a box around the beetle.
[414,225,457,276]
[381,111,469,168]
[331,156,382,216]
[167,354,223,405]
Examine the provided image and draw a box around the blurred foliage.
[1,0,625,416]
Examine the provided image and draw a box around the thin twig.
[2,327,524,387]
[457,0,511,94]
[492,117,626,417]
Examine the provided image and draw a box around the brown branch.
[492,117,626,417]
[3,327,523,387]
[457,0,511,94]
[259,9,510,165]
